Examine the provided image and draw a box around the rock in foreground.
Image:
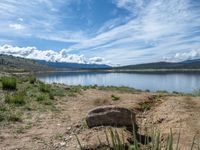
[86,106,137,129]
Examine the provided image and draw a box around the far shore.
[3,68,200,76]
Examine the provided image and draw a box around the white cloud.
[0,0,87,43]
[9,24,25,30]
[164,49,200,62]
[0,44,109,65]
[114,0,145,12]
[63,0,200,65]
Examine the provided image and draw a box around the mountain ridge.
[117,59,200,70]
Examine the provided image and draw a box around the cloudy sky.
[0,0,200,65]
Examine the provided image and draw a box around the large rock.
[86,106,137,129]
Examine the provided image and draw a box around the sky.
[0,0,200,65]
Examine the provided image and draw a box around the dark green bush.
[2,77,17,90]
[36,94,46,101]
[8,112,22,122]
[111,94,120,101]
[139,101,153,111]
[39,83,51,93]
[29,76,36,84]
[5,91,26,106]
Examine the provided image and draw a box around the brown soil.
[0,89,200,150]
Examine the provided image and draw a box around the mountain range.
[1,53,200,72]
[35,60,111,69]
[118,59,200,70]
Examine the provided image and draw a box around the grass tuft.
[1,77,17,90]
[111,94,120,101]
[5,91,26,106]
[39,83,51,93]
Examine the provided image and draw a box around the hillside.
[0,54,51,72]
[117,59,200,70]
[35,60,111,69]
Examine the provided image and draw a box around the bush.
[111,94,120,101]
[5,91,26,106]
[138,101,153,111]
[49,87,65,99]
[36,94,46,101]
[36,94,52,105]
[39,83,51,93]
[2,77,17,90]
[8,112,22,122]
[29,76,36,84]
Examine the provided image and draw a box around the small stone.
[60,142,66,147]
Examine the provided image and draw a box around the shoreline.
[2,68,200,75]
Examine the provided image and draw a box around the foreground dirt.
[0,89,200,150]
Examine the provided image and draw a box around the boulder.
[86,106,137,130]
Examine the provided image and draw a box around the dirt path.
[0,89,200,150]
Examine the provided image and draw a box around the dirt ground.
[0,89,200,150]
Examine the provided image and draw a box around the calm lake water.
[37,72,200,93]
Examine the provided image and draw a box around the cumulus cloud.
[0,45,108,65]
[164,49,200,62]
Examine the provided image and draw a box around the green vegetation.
[111,94,120,101]
[29,76,36,84]
[5,91,26,106]
[0,75,69,123]
[2,77,17,90]
[99,86,141,93]
[76,128,199,150]
[0,105,22,122]
[39,83,51,93]
[139,101,153,111]
[0,54,51,72]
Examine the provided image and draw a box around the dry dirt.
[0,89,200,150]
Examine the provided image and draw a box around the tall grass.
[1,77,17,90]
[76,127,199,150]
[5,91,26,106]
[39,83,51,93]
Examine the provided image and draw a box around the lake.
[37,71,200,93]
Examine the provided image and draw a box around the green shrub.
[99,86,141,93]
[36,94,46,101]
[111,94,120,101]
[8,112,22,122]
[49,92,55,100]
[5,91,26,106]
[29,76,36,84]
[2,77,17,90]
[36,94,52,105]
[0,106,22,122]
[49,87,65,99]
[39,83,51,93]
[138,101,153,111]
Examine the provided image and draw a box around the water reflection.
[37,72,200,93]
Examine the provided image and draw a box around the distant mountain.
[0,54,51,72]
[118,59,200,70]
[36,60,111,69]
[0,44,108,65]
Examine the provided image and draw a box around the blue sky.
[0,0,200,65]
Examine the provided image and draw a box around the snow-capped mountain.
[0,45,109,65]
